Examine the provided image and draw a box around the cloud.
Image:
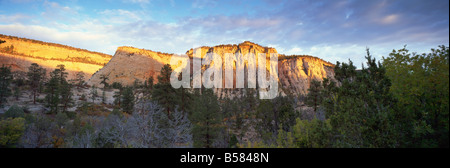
[192,0,218,9]
[0,0,447,68]
[0,23,117,54]
[98,9,143,24]
[0,14,31,23]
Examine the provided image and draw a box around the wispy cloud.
[0,0,447,68]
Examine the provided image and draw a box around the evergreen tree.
[54,65,72,113]
[99,74,109,88]
[191,89,222,148]
[305,79,323,113]
[121,86,134,114]
[73,71,85,89]
[102,89,107,104]
[256,99,276,143]
[113,83,123,107]
[0,65,12,107]
[90,85,98,103]
[147,76,154,89]
[324,49,397,147]
[27,63,46,104]
[152,64,177,118]
[45,69,61,114]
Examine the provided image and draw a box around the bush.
[4,104,25,119]
[0,117,25,147]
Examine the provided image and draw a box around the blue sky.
[0,0,448,68]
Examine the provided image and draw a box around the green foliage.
[72,71,85,89]
[323,49,398,147]
[275,125,296,148]
[152,64,178,117]
[191,89,223,148]
[55,112,69,127]
[383,45,449,147]
[0,117,25,147]
[110,108,124,118]
[292,118,332,148]
[45,65,72,114]
[4,104,25,119]
[27,63,46,104]
[0,65,12,107]
[90,85,98,103]
[305,79,323,113]
[256,99,275,142]
[121,87,134,114]
[45,66,58,113]
[100,74,109,88]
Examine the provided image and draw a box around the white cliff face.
[89,42,335,97]
[278,56,334,96]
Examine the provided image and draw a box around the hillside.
[0,34,112,79]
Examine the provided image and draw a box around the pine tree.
[0,65,12,107]
[305,79,323,113]
[152,64,177,118]
[99,74,109,88]
[191,89,222,148]
[74,71,85,89]
[113,83,123,107]
[323,49,397,147]
[27,63,46,104]
[55,65,72,113]
[90,85,98,103]
[45,69,61,114]
[121,86,134,114]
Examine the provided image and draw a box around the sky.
[0,0,448,68]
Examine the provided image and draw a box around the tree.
[113,83,123,107]
[383,45,449,147]
[100,74,109,88]
[152,64,178,118]
[4,104,25,119]
[323,49,397,147]
[256,99,275,143]
[90,85,98,103]
[305,79,323,113]
[121,87,134,114]
[45,65,72,113]
[27,63,46,104]
[0,117,25,147]
[191,89,223,148]
[59,78,73,113]
[102,88,107,104]
[0,65,12,107]
[147,76,154,89]
[45,69,61,114]
[73,71,85,89]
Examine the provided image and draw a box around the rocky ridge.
[89,41,335,97]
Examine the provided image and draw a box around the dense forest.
[0,45,448,148]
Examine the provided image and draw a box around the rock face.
[88,46,173,86]
[278,56,334,95]
[0,34,112,79]
[90,41,335,97]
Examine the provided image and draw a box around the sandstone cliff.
[89,41,335,97]
[0,34,112,79]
